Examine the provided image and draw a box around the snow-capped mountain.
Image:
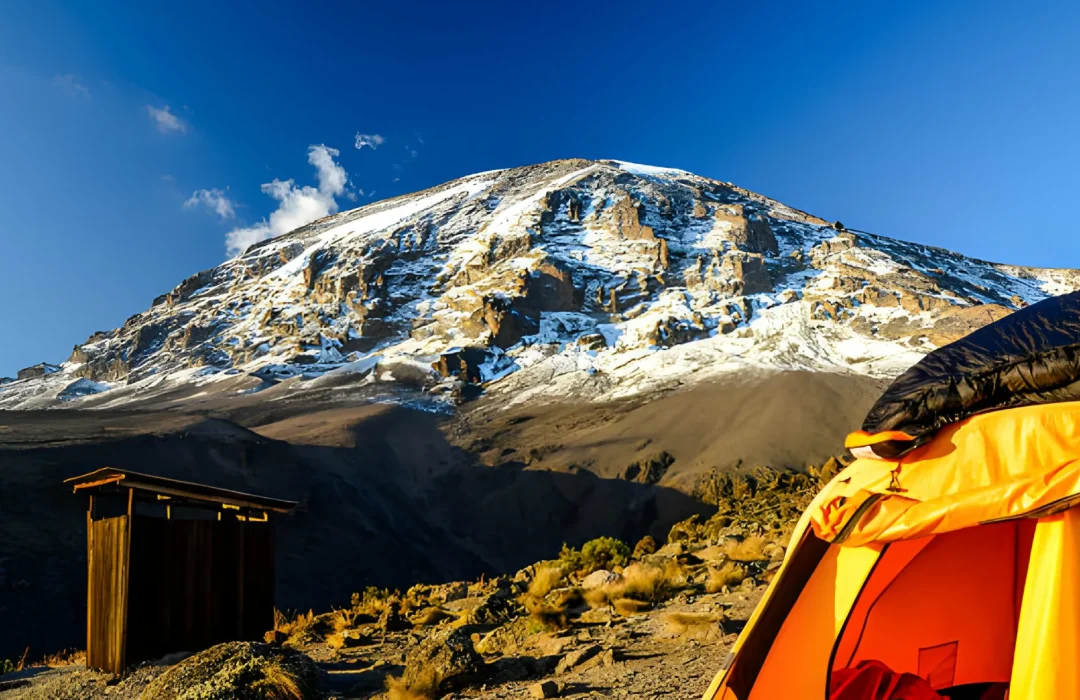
[4,158,1080,409]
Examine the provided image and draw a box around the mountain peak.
[3,160,1079,409]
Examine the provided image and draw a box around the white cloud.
[185,188,236,221]
[225,145,350,257]
[354,132,385,150]
[147,104,187,134]
[52,74,91,100]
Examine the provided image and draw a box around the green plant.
[559,536,631,575]
[580,537,630,572]
[0,658,15,675]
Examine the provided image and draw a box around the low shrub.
[558,536,631,575]
[527,565,566,599]
[385,667,439,700]
[724,536,771,563]
[705,562,747,593]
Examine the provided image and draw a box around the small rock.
[575,647,617,674]
[555,644,601,675]
[530,680,560,698]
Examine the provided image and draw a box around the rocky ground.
[0,464,826,700]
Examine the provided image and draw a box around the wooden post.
[119,487,133,673]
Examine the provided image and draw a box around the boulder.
[139,641,321,700]
[581,570,621,590]
[469,590,524,626]
[400,627,484,693]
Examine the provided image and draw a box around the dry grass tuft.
[411,606,454,627]
[620,563,665,601]
[385,667,440,700]
[274,609,317,641]
[32,649,83,669]
[528,565,566,599]
[351,586,397,617]
[583,586,612,610]
[723,536,771,563]
[664,612,724,640]
[251,659,306,700]
[520,595,571,632]
[330,607,363,633]
[612,598,651,616]
[584,561,689,610]
[705,561,747,593]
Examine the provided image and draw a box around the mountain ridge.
[3,157,1079,410]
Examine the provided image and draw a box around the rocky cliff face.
[4,158,1080,409]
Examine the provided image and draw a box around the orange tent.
[704,399,1080,699]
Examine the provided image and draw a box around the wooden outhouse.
[66,468,297,674]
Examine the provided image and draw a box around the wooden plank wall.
[125,516,275,664]
[86,514,129,674]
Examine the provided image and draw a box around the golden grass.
[549,587,582,610]
[528,565,566,599]
[723,536,771,563]
[583,561,689,610]
[330,607,363,633]
[664,612,724,640]
[274,609,317,641]
[385,667,440,700]
[351,586,396,617]
[251,659,306,700]
[411,606,454,627]
[705,561,747,593]
[612,598,651,616]
[620,563,665,601]
[31,649,83,669]
[582,586,612,610]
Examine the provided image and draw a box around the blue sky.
[1,0,1079,376]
